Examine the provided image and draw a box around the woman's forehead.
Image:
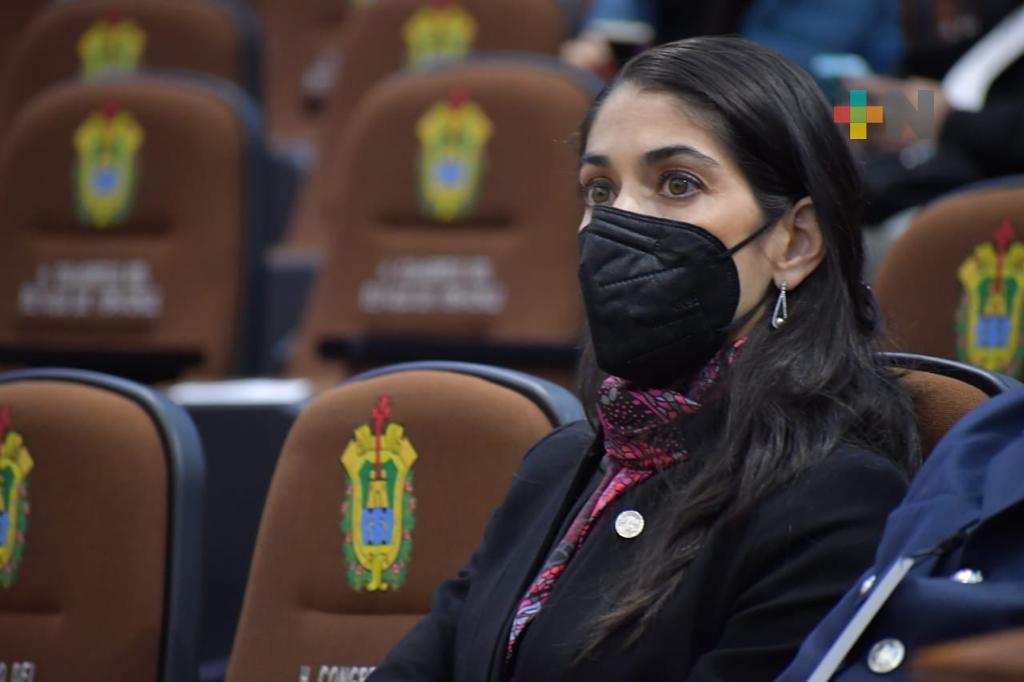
[589,87,714,143]
[585,86,731,167]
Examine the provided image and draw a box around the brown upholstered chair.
[281,0,569,248]
[880,352,1016,459]
[0,367,204,682]
[0,0,47,76]
[911,627,1024,681]
[226,361,584,680]
[284,57,601,385]
[0,0,261,133]
[0,76,269,382]
[874,178,1024,379]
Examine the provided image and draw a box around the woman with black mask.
[368,36,920,682]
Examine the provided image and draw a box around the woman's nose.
[613,193,642,214]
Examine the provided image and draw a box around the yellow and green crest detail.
[956,219,1024,375]
[340,396,418,592]
[78,15,147,80]
[402,0,477,67]
[73,102,145,229]
[0,406,34,590]
[415,89,493,222]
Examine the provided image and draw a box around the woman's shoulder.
[486,420,597,525]
[798,444,910,497]
[516,419,597,479]
[804,443,909,482]
[529,418,595,451]
[747,445,909,548]
[785,444,906,504]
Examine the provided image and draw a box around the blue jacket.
[779,387,1024,681]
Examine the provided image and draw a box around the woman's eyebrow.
[643,145,720,167]
[579,153,610,169]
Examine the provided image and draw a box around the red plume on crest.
[101,99,120,120]
[994,218,1015,294]
[371,395,393,433]
[371,396,393,480]
[0,405,10,440]
[448,86,470,108]
[106,10,123,24]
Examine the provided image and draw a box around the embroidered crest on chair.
[402,0,477,68]
[415,88,493,222]
[956,219,1024,375]
[78,14,147,80]
[339,396,418,592]
[0,406,34,589]
[73,101,145,229]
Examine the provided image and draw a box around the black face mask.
[578,205,773,388]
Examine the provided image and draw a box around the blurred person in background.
[851,0,1024,225]
[561,0,903,79]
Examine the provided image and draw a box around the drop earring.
[771,280,788,329]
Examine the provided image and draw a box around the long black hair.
[575,36,920,655]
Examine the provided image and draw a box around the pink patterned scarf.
[506,338,744,659]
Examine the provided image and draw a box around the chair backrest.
[0,367,204,682]
[284,0,569,247]
[227,362,583,679]
[0,0,261,132]
[288,57,599,383]
[0,0,47,74]
[880,352,1016,459]
[0,76,268,382]
[874,180,1024,378]
[911,627,1024,681]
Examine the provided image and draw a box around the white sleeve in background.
[943,5,1024,112]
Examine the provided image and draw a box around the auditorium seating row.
[0,355,1015,681]
[0,0,600,390]
[0,0,582,143]
[3,1,1024,393]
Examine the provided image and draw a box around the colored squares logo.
[833,90,884,140]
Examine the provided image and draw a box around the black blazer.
[369,421,908,682]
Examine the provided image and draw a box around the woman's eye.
[660,173,699,198]
[582,181,615,206]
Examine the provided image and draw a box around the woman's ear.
[765,197,825,289]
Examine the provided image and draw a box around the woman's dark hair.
[575,36,920,655]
